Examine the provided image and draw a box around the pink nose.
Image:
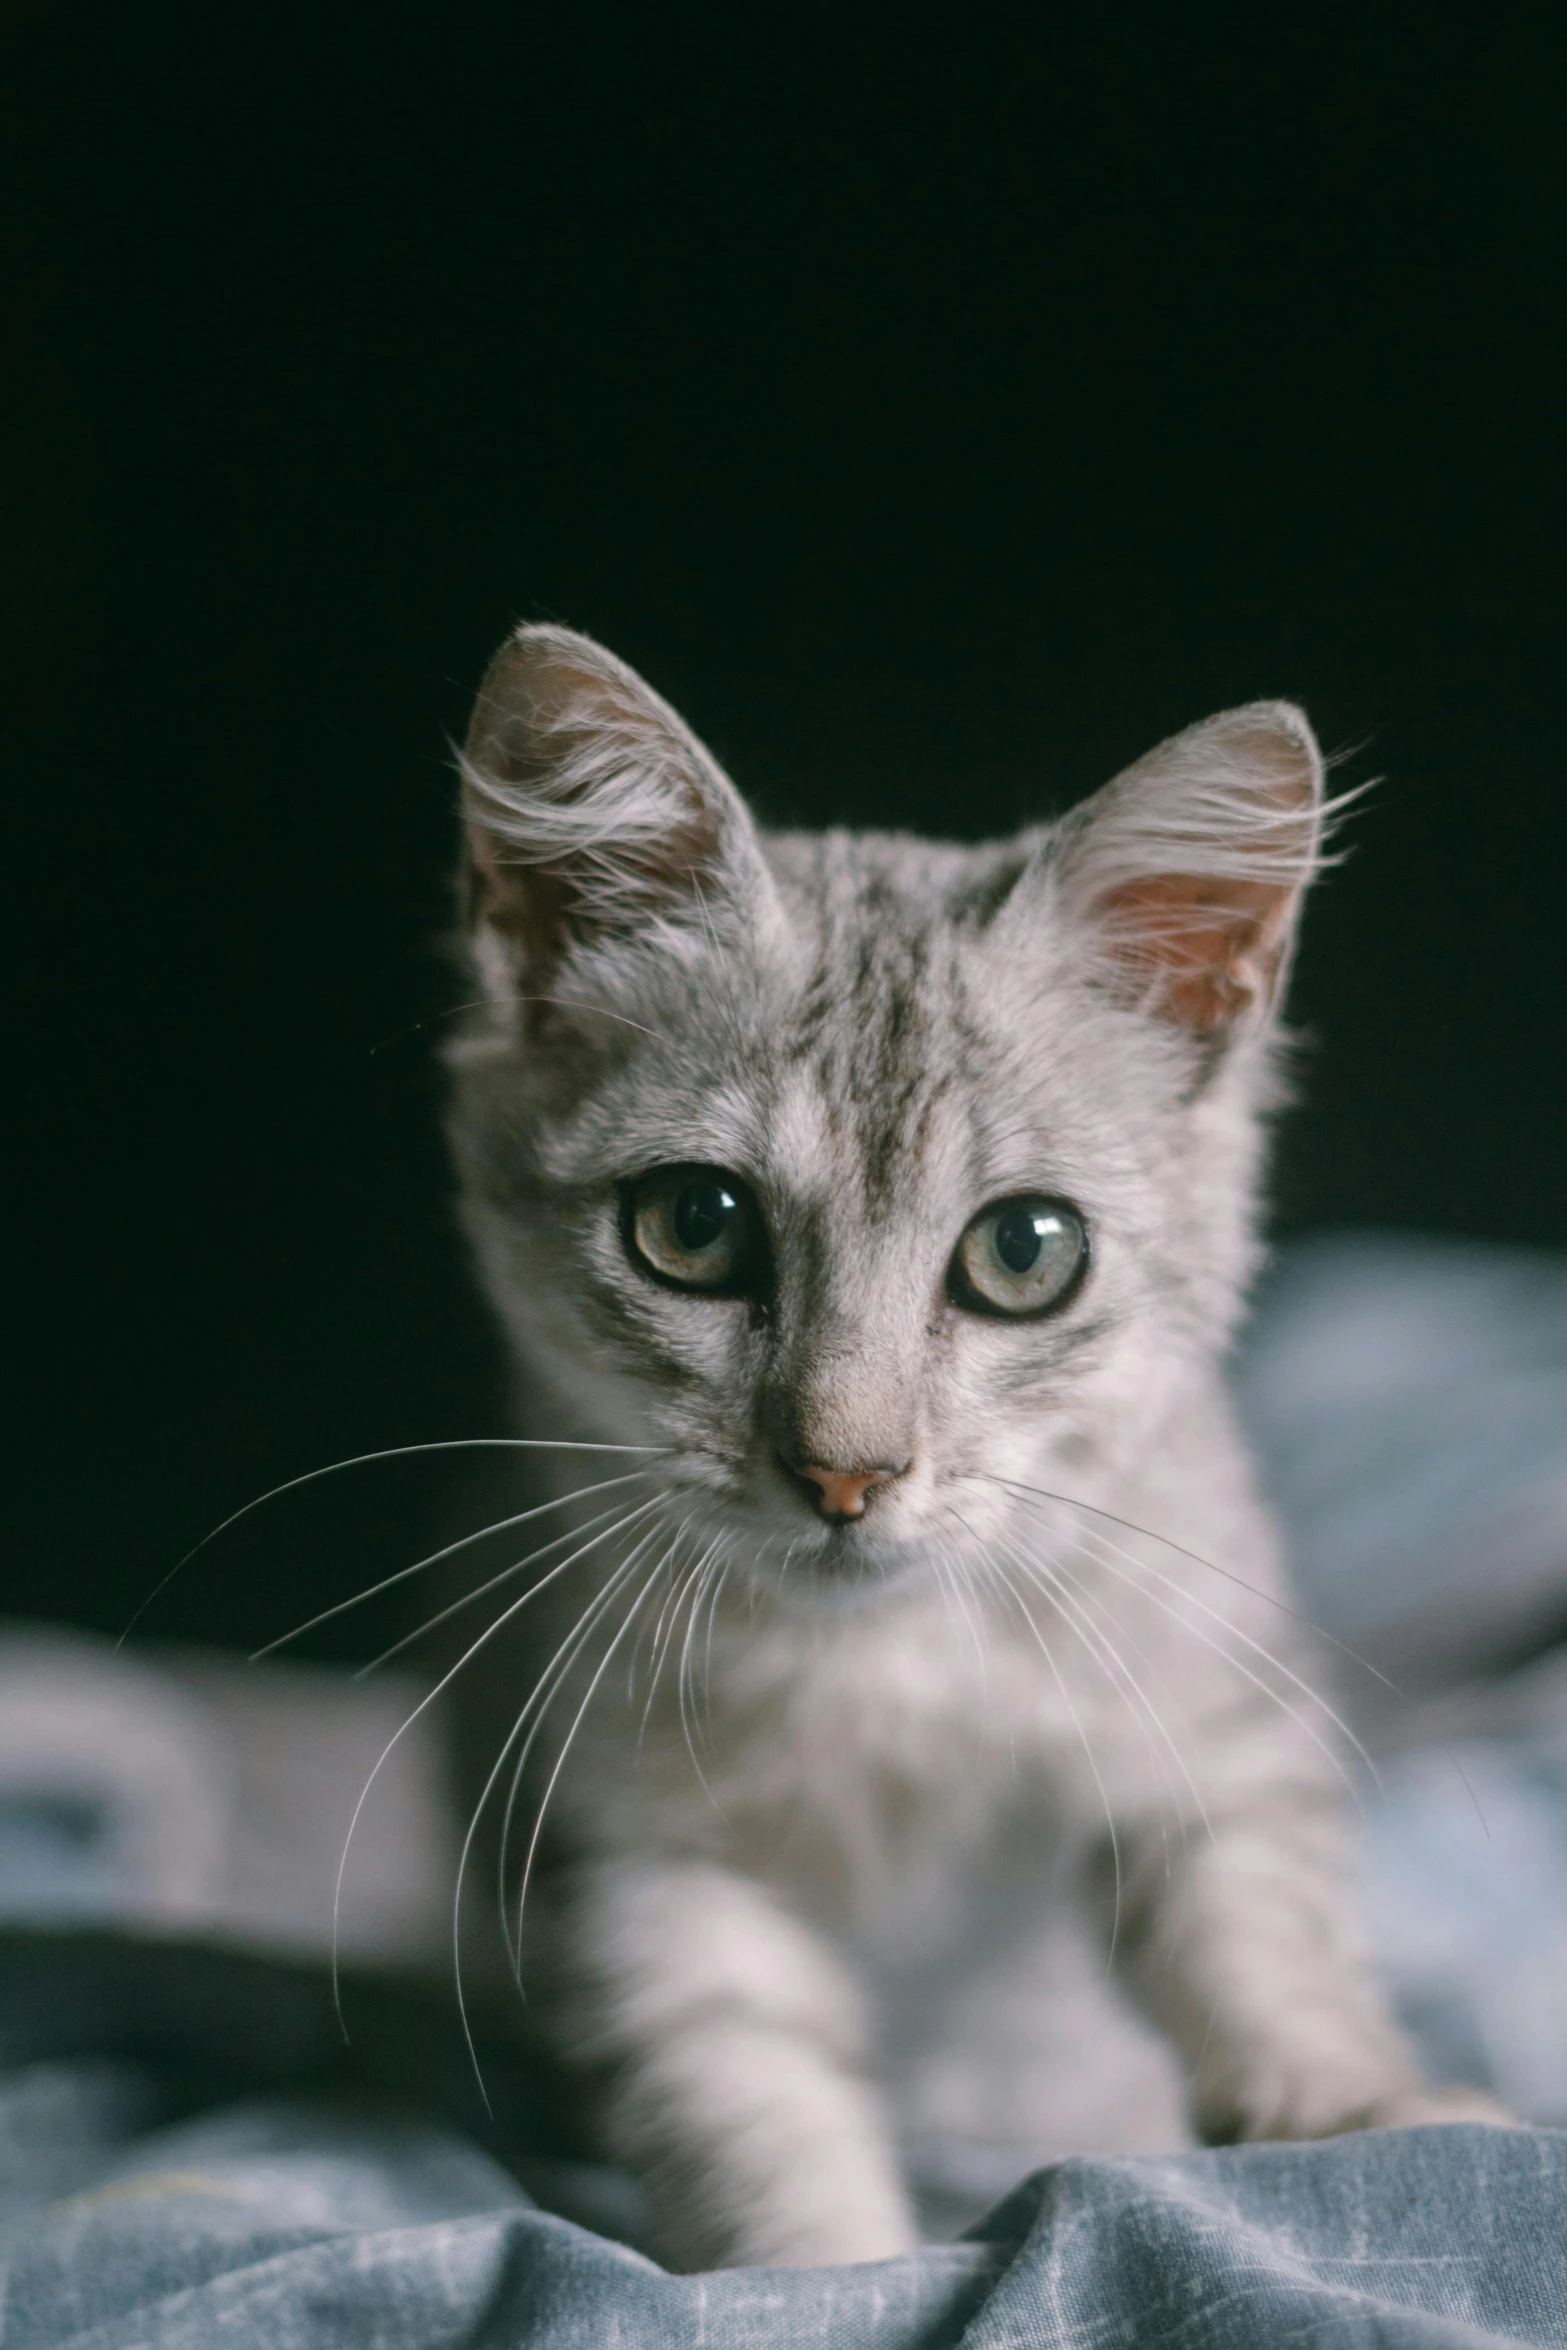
[789,1461,902,1522]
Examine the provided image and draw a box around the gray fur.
[443,624,1499,2270]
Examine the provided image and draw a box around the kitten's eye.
[625,1164,767,1296]
[949,1196,1088,1318]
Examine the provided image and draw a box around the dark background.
[5,7,1563,1658]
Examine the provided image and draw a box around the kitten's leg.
[548,1857,918,2270]
[1119,1783,1507,2141]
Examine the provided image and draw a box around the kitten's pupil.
[675,1180,734,1252]
[995,1205,1045,1274]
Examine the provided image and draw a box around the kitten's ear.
[1053,701,1327,1037]
[459,623,768,991]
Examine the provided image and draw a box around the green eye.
[950,1196,1088,1318]
[625,1164,767,1296]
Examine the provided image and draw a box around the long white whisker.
[934,1531,992,1694]
[1000,1473,1484,1832]
[1020,1501,1372,1804]
[251,1469,659,1660]
[504,1553,670,2005]
[686,1540,732,1753]
[640,1537,720,1749]
[1033,1494,1380,1789]
[494,1513,682,1910]
[983,1529,1169,1863]
[935,1529,1019,1779]
[352,1489,661,1679]
[120,1436,671,1646]
[986,1473,1398,1696]
[698,1547,733,1718]
[676,1545,730,1811]
[1035,1555,1200,1848]
[997,1528,1208,1861]
[328,1495,662,2036]
[925,1533,977,1684]
[677,1547,717,1771]
[489,1513,678,1986]
[953,1512,1123,1968]
[635,1525,711,1713]
[448,1526,671,2096]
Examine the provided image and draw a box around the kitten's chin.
[751,1521,927,1613]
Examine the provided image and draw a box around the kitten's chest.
[682,1594,1133,1934]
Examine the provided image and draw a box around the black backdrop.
[5,9,1564,1656]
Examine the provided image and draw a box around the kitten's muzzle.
[780,1455,909,1523]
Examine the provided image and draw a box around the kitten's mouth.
[768,1513,918,1602]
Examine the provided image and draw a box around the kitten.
[441,623,1496,2271]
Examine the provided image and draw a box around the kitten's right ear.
[458,624,770,997]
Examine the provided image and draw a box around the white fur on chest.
[577,1567,1189,1946]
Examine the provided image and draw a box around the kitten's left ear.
[1052,701,1328,1037]
[458,623,773,994]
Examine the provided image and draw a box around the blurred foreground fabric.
[2,2062,1562,2350]
[3,1229,1566,2344]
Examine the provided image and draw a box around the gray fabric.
[2,2068,1564,2347]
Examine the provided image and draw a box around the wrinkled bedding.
[4,2063,1564,2348]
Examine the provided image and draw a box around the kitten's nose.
[785,1458,905,1522]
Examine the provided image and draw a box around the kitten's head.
[447,625,1325,1600]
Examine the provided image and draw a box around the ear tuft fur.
[1056,701,1337,1036]
[459,624,761,987]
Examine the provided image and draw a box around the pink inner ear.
[1098,872,1295,1033]
[461,641,730,981]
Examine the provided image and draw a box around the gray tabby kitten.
[443,624,1495,2272]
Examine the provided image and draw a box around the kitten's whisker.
[493,1516,680,1974]
[353,1490,664,1678]
[1035,1550,1204,1859]
[924,1540,963,1652]
[942,1536,992,1692]
[987,1532,1177,1871]
[447,1523,671,2081]
[675,1543,732,1810]
[121,1436,671,1647]
[499,1517,683,1943]
[699,1548,733,1715]
[504,1549,671,2001]
[930,1534,996,1737]
[1019,1496,1382,1796]
[677,1548,717,1775]
[638,1540,715,1751]
[251,1469,660,1660]
[1043,1515,1371,1807]
[1009,1479,1484,1833]
[983,1473,1398,1696]
[993,1555,1125,1969]
[623,1537,682,1706]
[492,1552,669,2000]
[934,1528,1021,1779]
[691,1543,731,1743]
[327,1498,660,2036]
[954,1512,1123,1969]
[1001,1531,1208,1859]
[639,1528,713,1718]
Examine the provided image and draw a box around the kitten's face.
[449,628,1324,1603]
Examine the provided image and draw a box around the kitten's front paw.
[1195,2059,1514,2146]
